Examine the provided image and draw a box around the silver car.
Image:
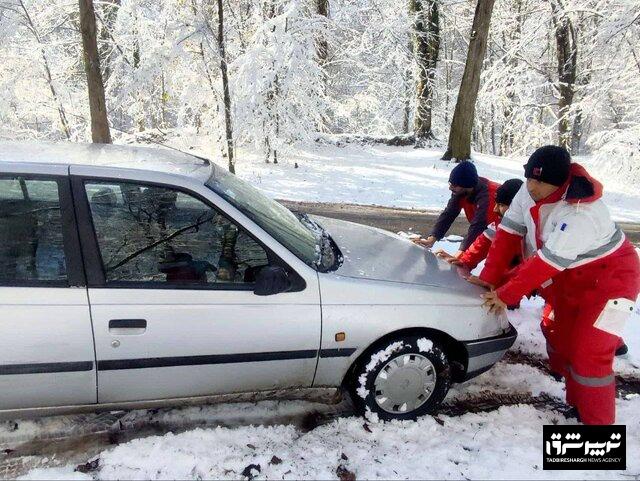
[0,142,516,421]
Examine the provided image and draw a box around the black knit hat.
[449,161,479,188]
[495,178,523,205]
[524,145,571,187]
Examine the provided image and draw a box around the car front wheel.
[350,336,451,421]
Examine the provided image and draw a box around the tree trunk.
[79,0,112,143]
[410,0,439,143]
[490,104,497,154]
[403,38,412,134]
[549,0,577,150]
[442,0,495,161]
[315,0,329,66]
[499,0,522,156]
[444,27,453,127]
[98,0,121,84]
[216,0,235,173]
[262,0,281,164]
[18,1,71,140]
[571,110,583,154]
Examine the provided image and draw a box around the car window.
[85,181,270,286]
[0,177,67,284]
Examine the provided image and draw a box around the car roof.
[0,141,212,183]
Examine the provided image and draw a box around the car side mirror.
[253,266,292,296]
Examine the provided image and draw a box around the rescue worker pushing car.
[476,145,640,425]
[435,178,523,269]
[413,161,500,255]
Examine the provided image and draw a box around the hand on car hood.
[311,215,484,297]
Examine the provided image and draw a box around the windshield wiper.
[295,213,343,272]
[319,232,343,272]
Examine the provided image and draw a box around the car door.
[0,164,96,410]
[70,167,322,404]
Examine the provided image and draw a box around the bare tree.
[403,39,412,134]
[261,0,282,164]
[6,1,72,139]
[549,0,577,150]
[315,0,329,67]
[499,0,523,156]
[410,0,439,143]
[442,0,495,161]
[217,0,235,173]
[97,0,121,83]
[79,0,112,143]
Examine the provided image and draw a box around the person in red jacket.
[474,145,640,425]
[454,178,629,370]
[413,161,500,256]
[436,178,523,269]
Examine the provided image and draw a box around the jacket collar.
[464,177,488,201]
[536,163,603,205]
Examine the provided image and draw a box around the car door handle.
[109,319,147,334]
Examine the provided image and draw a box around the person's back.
[414,161,500,253]
[437,178,523,271]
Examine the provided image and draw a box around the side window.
[0,177,67,284]
[85,181,270,286]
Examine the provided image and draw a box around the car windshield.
[206,165,340,271]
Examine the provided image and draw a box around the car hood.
[313,215,482,296]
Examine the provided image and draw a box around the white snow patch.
[364,407,380,424]
[18,467,92,480]
[363,341,405,374]
[443,234,464,242]
[356,341,405,400]
[20,397,640,480]
[417,337,434,353]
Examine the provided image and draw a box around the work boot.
[615,343,628,356]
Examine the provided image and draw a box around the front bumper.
[461,323,518,381]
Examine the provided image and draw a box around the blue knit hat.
[449,161,479,188]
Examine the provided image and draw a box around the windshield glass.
[206,165,322,268]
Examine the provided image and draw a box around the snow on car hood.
[313,215,482,295]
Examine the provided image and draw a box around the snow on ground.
[174,138,640,222]
[16,393,640,481]
[10,239,640,480]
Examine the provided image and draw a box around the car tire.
[350,336,451,422]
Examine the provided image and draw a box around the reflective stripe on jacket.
[479,163,627,305]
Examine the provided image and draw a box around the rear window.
[0,177,67,284]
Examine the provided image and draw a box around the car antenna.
[108,125,211,166]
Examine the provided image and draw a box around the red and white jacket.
[479,163,626,306]
[458,222,497,269]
